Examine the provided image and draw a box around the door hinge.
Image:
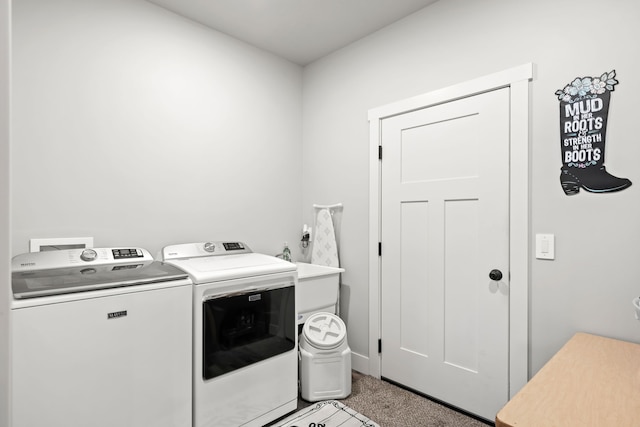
[378,339,382,354]
[378,242,382,256]
[378,145,382,160]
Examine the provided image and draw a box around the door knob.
[489,269,503,281]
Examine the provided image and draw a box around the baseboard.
[351,351,369,375]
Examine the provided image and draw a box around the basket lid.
[303,312,347,349]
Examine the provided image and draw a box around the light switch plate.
[535,234,555,260]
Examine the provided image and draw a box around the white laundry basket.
[299,312,351,402]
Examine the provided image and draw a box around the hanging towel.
[312,208,340,268]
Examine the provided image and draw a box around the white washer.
[160,241,298,427]
[11,248,193,427]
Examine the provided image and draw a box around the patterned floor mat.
[273,400,379,427]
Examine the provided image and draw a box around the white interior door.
[380,87,510,420]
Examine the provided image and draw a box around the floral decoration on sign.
[555,71,618,103]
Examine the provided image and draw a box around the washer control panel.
[12,247,153,271]
[112,248,144,259]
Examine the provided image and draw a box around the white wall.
[1,0,10,424]
[11,0,304,259]
[302,0,640,374]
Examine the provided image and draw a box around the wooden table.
[496,333,640,427]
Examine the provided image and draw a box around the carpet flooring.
[285,372,493,427]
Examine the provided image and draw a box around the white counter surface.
[296,262,344,279]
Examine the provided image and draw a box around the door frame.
[368,63,533,398]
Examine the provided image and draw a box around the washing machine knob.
[203,242,216,253]
[80,248,98,262]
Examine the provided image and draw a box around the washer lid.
[303,312,347,349]
[12,261,187,299]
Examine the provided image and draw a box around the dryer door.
[202,283,295,379]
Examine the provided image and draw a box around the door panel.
[381,88,510,420]
[400,200,430,356]
[401,115,480,182]
[444,199,480,372]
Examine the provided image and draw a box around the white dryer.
[11,248,193,427]
[160,241,298,427]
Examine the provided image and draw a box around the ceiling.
[146,0,440,66]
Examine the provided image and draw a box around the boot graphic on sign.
[555,70,631,195]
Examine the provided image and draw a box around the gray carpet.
[297,373,493,427]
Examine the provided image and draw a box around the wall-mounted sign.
[555,70,631,195]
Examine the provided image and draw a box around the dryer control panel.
[161,241,252,260]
